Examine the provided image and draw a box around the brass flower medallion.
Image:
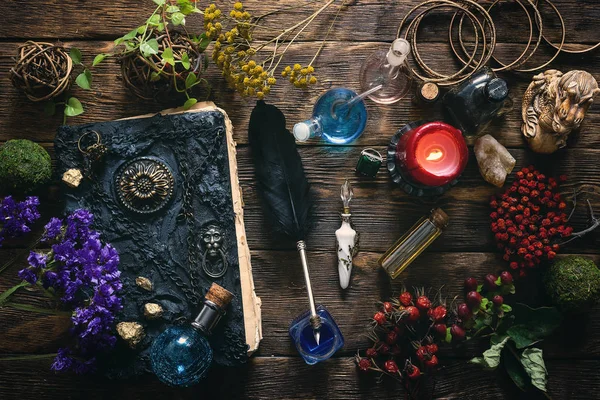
[115,157,174,214]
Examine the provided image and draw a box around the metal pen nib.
[297,240,322,345]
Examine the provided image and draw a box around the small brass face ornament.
[200,224,228,279]
[115,157,175,214]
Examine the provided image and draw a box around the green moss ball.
[0,139,52,193]
[544,256,600,313]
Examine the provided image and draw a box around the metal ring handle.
[201,248,228,279]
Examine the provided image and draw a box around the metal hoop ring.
[77,130,101,154]
[201,248,228,279]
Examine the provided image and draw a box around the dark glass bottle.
[150,283,233,387]
[443,68,512,136]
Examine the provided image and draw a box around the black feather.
[248,101,313,241]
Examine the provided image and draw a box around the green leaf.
[183,98,197,109]
[140,39,159,57]
[502,304,512,313]
[161,47,175,66]
[147,14,161,25]
[504,346,531,392]
[445,327,452,344]
[507,304,562,349]
[153,0,165,5]
[491,333,509,345]
[92,53,107,66]
[181,52,190,70]
[0,281,29,306]
[137,25,147,34]
[473,312,493,330]
[69,48,82,64]
[115,28,138,45]
[476,284,483,293]
[156,23,165,32]
[64,97,84,117]
[171,12,185,26]
[185,72,197,89]
[469,336,509,370]
[495,276,502,286]
[520,348,547,392]
[43,101,56,116]
[150,71,161,82]
[198,33,212,51]
[166,5,180,12]
[75,69,92,90]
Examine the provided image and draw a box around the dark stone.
[55,109,248,380]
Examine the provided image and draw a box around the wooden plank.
[2,41,600,148]
[0,144,599,254]
[2,250,599,358]
[0,0,598,44]
[0,356,597,400]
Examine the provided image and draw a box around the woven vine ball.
[120,32,204,101]
[9,41,73,102]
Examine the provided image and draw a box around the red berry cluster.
[456,272,515,335]
[355,289,448,387]
[490,166,571,276]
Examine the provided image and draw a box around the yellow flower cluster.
[281,64,318,88]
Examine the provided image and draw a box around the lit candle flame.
[426,149,444,161]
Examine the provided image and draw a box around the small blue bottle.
[289,304,344,365]
[293,88,368,144]
[150,283,233,387]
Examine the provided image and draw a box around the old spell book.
[55,102,262,378]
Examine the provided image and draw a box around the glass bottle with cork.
[379,208,448,279]
[149,283,233,387]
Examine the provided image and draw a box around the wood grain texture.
[1,0,600,399]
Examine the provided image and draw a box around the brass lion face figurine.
[521,70,599,154]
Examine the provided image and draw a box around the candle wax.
[396,121,468,187]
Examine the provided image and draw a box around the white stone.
[475,134,516,187]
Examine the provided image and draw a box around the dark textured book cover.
[55,103,261,378]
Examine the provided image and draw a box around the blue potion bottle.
[293,88,369,144]
[150,283,233,387]
[289,304,344,365]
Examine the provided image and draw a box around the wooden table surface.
[1,1,600,399]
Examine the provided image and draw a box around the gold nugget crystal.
[62,168,83,188]
[135,276,153,291]
[116,321,145,348]
[144,303,163,320]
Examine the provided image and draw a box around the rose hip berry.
[366,348,377,358]
[399,292,412,306]
[373,311,386,325]
[492,295,504,306]
[386,331,398,345]
[466,291,482,307]
[427,344,438,354]
[404,306,420,322]
[500,271,513,285]
[358,358,371,372]
[428,305,447,322]
[424,355,439,369]
[416,295,432,311]
[407,365,421,380]
[384,360,399,374]
[457,303,472,320]
[416,346,428,361]
[382,302,393,313]
[464,277,478,292]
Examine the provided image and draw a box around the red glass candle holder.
[387,121,468,196]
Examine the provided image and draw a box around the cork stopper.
[430,208,449,229]
[205,283,234,309]
[420,82,440,102]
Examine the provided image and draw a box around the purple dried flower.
[51,348,73,373]
[17,267,37,284]
[0,196,40,246]
[42,217,63,242]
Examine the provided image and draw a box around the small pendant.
[335,180,357,289]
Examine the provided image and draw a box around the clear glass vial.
[379,208,448,279]
[359,38,413,104]
[293,88,368,144]
[150,283,233,387]
[289,304,344,365]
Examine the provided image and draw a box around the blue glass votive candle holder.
[289,304,344,365]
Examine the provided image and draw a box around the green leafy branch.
[93,0,210,108]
